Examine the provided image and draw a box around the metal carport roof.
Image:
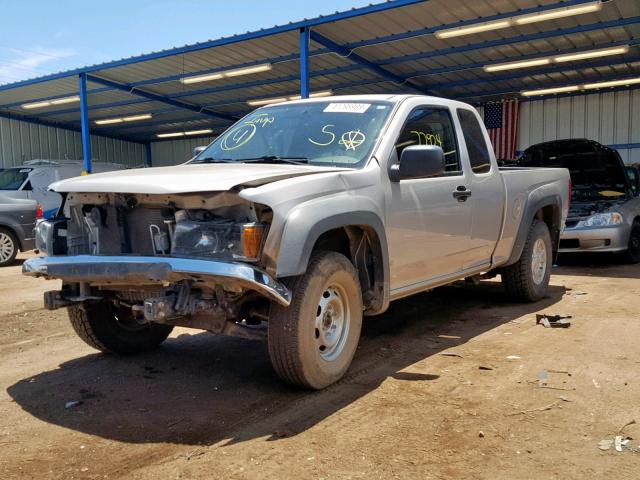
[0,0,638,168]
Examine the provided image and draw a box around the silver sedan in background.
[0,193,38,266]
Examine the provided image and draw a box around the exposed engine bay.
[36,191,277,339]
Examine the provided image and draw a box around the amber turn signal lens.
[241,224,265,260]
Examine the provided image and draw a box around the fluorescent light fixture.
[185,129,213,135]
[22,95,80,109]
[50,95,80,105]
[156,128,214,139]
[247,96,289,107]
[484,58,551,72]
[435,1,602,39]
[94,118,124,125]
[583,77,640,89]
[95,113,152,125]
[181,63,272,84]
[435,20,511,39]
[554,45,629,63]
[247,90,333,107]
[514,1,602,25]
[521,85,580,96]
[122,114,152,122]
[484,44,629,73]
[157,132,185,138]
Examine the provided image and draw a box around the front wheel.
[68,302,174,354]
[268,251,363,389]
[0,227,18,267]
[501,219,552,302]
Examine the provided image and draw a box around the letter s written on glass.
[308,124,336,146]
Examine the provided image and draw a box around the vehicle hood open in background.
[50,163,350,194]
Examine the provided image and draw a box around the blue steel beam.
[144,143,152,167]
[381,16,640,65]
[29,14,640,120]
[425,54,640,92]
[457,73,640,102]
[0,0,430,93]
[0,0,596,101]
[300,27,311,98]
[309,30,427,93]
[0,109,143,144]
[85,74,239,122]
[78,73,93,174]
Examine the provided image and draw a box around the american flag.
[483,100,520,160]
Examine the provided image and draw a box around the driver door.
[386,106,472,291]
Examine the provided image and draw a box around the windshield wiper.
[238,155,309,165]
[192,157,236,164]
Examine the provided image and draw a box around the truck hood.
[50,163,350,194]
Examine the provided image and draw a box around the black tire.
[623,220,640,264]
[501,219,552,302]
[68,302,173,354]
[0,227,18,267]
[268,251,363,390]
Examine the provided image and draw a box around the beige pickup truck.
[25,95,570,389]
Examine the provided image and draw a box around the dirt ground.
[1,253,639,479]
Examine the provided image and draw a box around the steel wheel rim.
[0,232,15,263]
[531,238,547,285]
[315,283,350,361]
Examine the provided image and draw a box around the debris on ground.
[598,436,634,453]
[617,419,636,434]
[507,398,567,416]
[64,400,82,409]
[506,355,521,360]
[536,314,572,328]
[478,366,494,371]
[598,439,614,451]
[439,352,464,358]
[538,369,548,387]
[478,431,485,438]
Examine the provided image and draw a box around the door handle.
[452,186,472,202]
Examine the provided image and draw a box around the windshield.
[0,168,31,190]
[519,144,628,201]
[191,101,393,167]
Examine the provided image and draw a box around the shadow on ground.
[556,253,640,279]
[7,281,565,447]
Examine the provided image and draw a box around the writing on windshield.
[192,101,393,167]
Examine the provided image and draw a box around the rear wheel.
[68,302,173,354]
[623,220,640,264]
[268,251,363,389]
[501,219,552,302]
[0,228,18,267]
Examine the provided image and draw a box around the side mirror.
[192,146,207,158]
[389,145,445,182]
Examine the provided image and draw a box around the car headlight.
[171,220,266,262]
[576,212,623,228]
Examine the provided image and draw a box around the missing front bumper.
[22,255,291,306]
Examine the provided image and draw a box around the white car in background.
[0,160,124,219]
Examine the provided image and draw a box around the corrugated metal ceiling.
[0,0,638,143]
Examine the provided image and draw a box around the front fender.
[276,195,390,312]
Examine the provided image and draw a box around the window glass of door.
[394,108,461,174]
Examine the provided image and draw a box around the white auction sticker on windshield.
[323,103,371,114]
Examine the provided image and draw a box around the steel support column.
[78,73,92,174]
[299,27,311,98]
[144,143,152,167]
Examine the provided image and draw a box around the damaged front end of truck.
[25,190,289,341]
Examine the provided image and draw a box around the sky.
[0,0,373,85]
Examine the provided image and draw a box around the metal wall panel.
[0,117,145,168]
[150,137,216,166]
[518,90,640,165]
